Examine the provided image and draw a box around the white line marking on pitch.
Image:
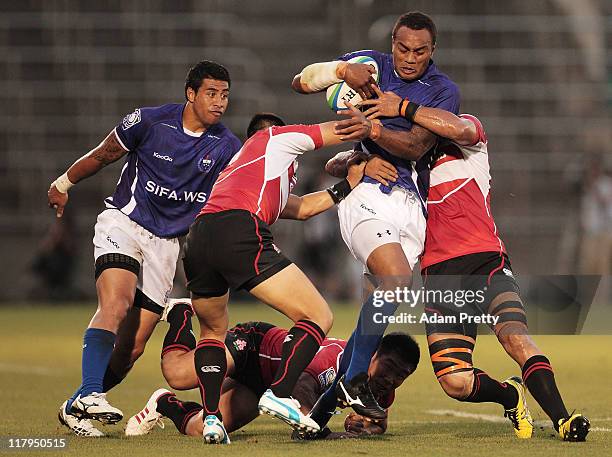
[0,362,59,376]
[427,410,610,431]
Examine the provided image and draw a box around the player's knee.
[497,331,531,360]
[438,371,474,400]
[97,295,131,326]
[162,361,194,390]
[306,305,333,334]
[377,272,413,291]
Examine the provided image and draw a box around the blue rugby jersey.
[107,103,241,238]
[338,50,460,213]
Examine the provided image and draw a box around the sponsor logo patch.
[233,338,247,351]
[198,155,215,173]
[318,367,336,389]
[121,109,141,130]
[201,365,221,373]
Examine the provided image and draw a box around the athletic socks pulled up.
[461,368,518,410]
[67,328,116,411]
[162,303,196,357]
[194,339,227,420]
[270,319,326,398]
[344,292,396,382]
[522,355,568,428]
[156,392,203,434]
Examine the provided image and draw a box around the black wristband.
[404,101,421,122]
[327,178,353,204]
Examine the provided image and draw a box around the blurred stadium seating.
[0,0,609,301]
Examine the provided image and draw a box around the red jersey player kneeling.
[359,86,590,442]
[125,320,419,440]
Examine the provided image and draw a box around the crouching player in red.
[126,317,418,439]
[358,86,590,441]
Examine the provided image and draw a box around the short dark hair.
[247,112,286,138]
[377,332,420,371]
[392,11,437,45]
[184,60,231,100]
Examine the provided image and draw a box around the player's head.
[368,332,420,397]
[184,60,231,127]
[247,112,286,138]
[391,11,436,81]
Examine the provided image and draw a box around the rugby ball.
[326,56,379,111]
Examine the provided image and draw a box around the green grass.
[0,304,611,456]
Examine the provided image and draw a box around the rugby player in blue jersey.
[292,12,460,425]
[47,61,242,437]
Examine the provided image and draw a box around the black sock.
[161,303,196,357]
[102,366,124,392]
[194,339,227,421]
[156,392,203,434]
[522,355,568,428]
[461,368,518,410]
[270,320,325,398]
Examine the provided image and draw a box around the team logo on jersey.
[318,367,336,389]
[121,108,141,130]
[233,339,247,351]
[198,154,215,173]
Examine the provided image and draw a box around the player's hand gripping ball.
[327,56,379,111]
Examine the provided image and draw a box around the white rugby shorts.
[338,182,426,270]
[93,209,179,308]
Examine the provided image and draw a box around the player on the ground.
[48,61,242,437]
[356,86,591,442]
[181,107,378,443]
[293,11,460,424]
[125,313,419,439]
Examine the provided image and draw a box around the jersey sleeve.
[114,107,150,151]
[269,124,324,154]
[337,49,382,62]
[459,114,487,144]
[303,340,344,391]
[420,83,461,114]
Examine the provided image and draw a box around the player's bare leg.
[489,291,590,441]
[248,264,330,433]
[427,332,533,439]
[103,306,160,391]
[191,292,231,443]
[64,268,136,426]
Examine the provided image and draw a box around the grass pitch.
[0,304,610,457]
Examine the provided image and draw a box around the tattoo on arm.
[91,131,128,165]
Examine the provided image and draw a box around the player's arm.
[47,129,129,217]
[334,102,436,161]
[292,61,377,99]
[291,373,322,414]
[344,412,388,435]
[359,85,477,146]
[279,159,366,221]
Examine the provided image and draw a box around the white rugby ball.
[326,55,379,111]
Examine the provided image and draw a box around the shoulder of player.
[124,103,183,131]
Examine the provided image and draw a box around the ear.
[430,44,436,56]
[186,87,196,103]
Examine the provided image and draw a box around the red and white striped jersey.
[421,114,506,270]
[200,124,323,225]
